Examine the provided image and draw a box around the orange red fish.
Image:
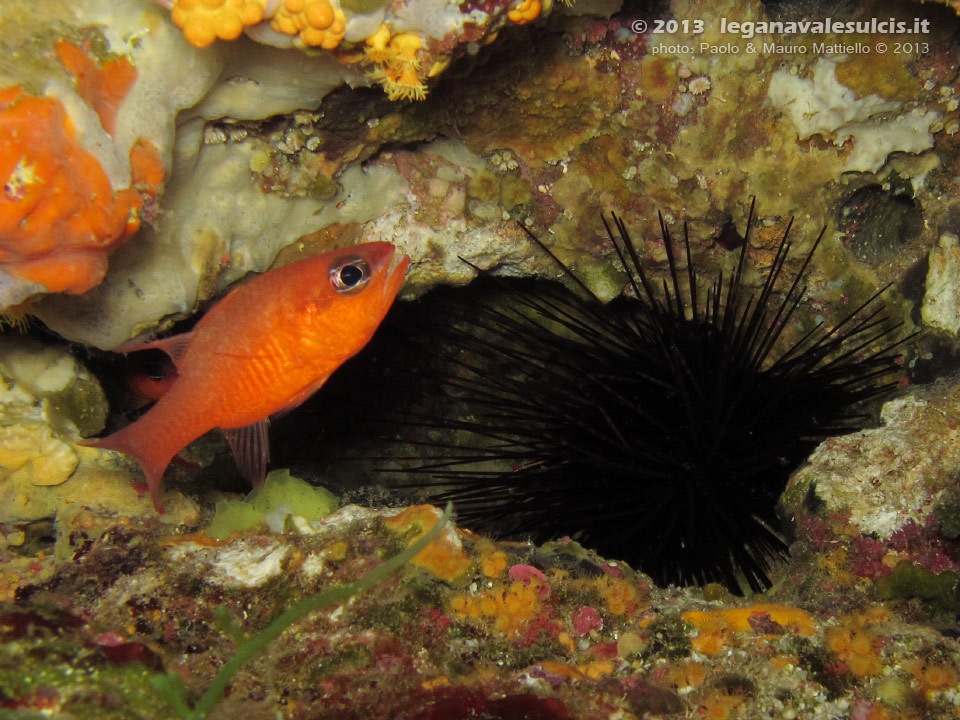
[119,352,178,411]
[85,242,410,510]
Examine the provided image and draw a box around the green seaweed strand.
[154,502,454,719]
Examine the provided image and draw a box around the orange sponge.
[55,41,137,136]
[0,87,155,295]
[384,505,472,582]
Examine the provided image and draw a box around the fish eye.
[329,257,371,293]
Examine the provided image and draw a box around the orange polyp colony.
[479,546,509,578]
[920,663,957,691]
[597,575,642,616]
[697,689,746,720]
[666,659,708,689]
[908,658,959,695]
[825,612,889,678]
[451,578,544,635]
[683,604,816,656]
[684,604,816,634]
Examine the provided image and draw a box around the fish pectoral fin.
[274,374,332,417]
[222,420,270,489]
[116,332,193,368]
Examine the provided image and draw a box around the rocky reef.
[2,0,960,716]
[3,491,959,718]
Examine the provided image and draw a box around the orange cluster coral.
[477,543,509,578]
[162,0,434,100]
[0,87,153,296]
[507,0,542,24]
[170,0,267,48]
[451,577,544,635]
[165,0,351,49]
[683,604,816,656]
[365,25,428,102]
[271,0,346,49]
[384,505,472,582]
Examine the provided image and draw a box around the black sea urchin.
[395,204,909,592]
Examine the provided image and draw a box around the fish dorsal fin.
[115,332,193,370]
[221,419,270,489]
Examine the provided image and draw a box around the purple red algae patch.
[782,377,960,619]
[1,495,959,719]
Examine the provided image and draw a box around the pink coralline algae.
[572,606,603,636]
[509,564,550,595]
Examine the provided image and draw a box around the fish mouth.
[383,247,412,302]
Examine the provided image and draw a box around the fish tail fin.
[82,425,175,512]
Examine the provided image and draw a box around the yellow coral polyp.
[507,0,541,24]
[370,65,427,102]
[171,0,267,47]
[364,23,392,63]
[271,0,346,49]
[388,33,423,69]
[364,27,429,102]
[492,582,541,634]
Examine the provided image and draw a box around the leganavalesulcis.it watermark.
[630,17,931,38]
[718,17,930,39]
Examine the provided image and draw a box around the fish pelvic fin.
[81,426,175,512]
[222,419,270,489]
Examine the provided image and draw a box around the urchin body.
[402,206,907,591]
